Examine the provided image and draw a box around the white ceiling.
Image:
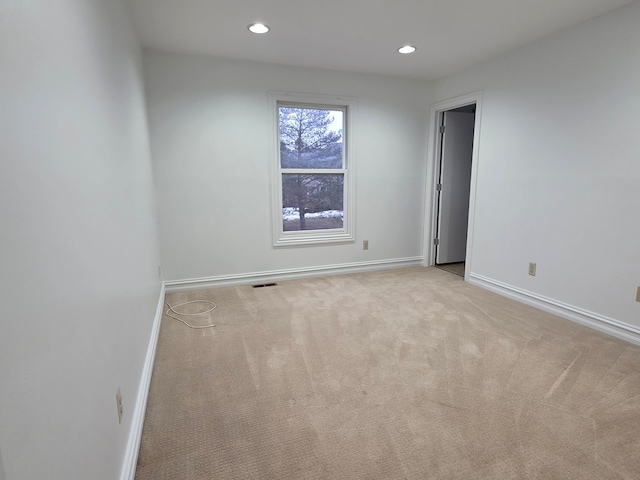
[126,0,634,81]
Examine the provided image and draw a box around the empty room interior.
[2,0,640,479]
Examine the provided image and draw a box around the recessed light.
[398,45,417,54]
[248,23,270,34]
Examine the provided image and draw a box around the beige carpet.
[136,267,640,479]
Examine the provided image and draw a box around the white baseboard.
[120,283,166,480]
[165,257,424,292]
[468,273,640,347]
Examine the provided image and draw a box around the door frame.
[423,91,483,281]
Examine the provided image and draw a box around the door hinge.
[439,125,446,134]
[434,238,440,246]
[436,183,442,191]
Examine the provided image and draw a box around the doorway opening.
[435,105,475,277]
[425,92,482,281]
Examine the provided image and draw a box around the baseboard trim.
[165,257,424,292]
[120,283,166,480]
[468,273,640,346]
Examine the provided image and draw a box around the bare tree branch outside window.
[279,106,345,231]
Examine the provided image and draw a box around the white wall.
[0,1,161,479]
[432,2,640,328]
[144,52,432,281]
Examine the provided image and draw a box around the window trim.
[269,92,356,247]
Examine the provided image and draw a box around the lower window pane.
[282,174,344,231]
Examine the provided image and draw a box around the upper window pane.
[279,106,344,169]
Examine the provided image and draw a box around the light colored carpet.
[136,267,640,479]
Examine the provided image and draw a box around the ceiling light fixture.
[398,45,417,54]
[248,23,270,34]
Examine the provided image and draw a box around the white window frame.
[269,92,356,247]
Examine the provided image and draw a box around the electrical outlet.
[158,265,162,278]
[528,262,536,276]
[116,388,124,424]
[363,240,369,250]
[636,286,640,302]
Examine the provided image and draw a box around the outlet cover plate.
[636,287,640,303]
[528,263,536,276]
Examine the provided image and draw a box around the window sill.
[274,230,355,247]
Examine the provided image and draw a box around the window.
[270,93,355,246]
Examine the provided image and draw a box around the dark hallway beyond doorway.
[435,262,465,278]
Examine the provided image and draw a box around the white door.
[436,111,474,264]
